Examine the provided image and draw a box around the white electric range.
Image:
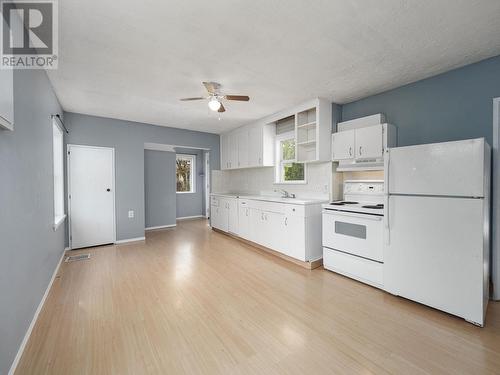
[322,180,385,288]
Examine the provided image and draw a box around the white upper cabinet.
[332,129,355,160]
[332,121,397,171]
[220,133,229,170]
[220,98,335,170]
[220,122,274,170]
[0,68,14,131]
[237,128,249,168]
[295,98,333,163]
[228,132,238,169]
[355,124,383,159]
[248,125,263,167]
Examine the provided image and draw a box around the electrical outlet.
[128,210,134,219]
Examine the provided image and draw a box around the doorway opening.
[144,143,211,232]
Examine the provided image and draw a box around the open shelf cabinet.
[294,99,333,163]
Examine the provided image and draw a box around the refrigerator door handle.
[384,149,391,245]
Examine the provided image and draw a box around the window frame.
[176,154,196,194]
[274,131,306,185]
[52,119,66,230]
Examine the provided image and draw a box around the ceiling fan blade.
[225,95,250,101]
[218,103,226,113]
[203,81,220,94]
[180,97,205,101]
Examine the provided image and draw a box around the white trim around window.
[274,131,307,184]
[176,154,196,194]
[52,119,66,230]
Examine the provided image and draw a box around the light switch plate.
[128,210,134,219]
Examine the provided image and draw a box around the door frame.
[67,144,116,249]
[493,98,500,300]
[205,150,210,218]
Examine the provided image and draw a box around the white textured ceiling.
[48,0,500,134]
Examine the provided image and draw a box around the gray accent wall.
[0,70,65,375]
[175,148,206,218]
[144,150,176,228]
[342,55,500,146]
[64,112,219,243]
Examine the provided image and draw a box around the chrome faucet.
[277,189,296,199]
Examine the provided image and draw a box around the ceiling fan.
[180,82,250,113]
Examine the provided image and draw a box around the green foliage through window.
[281,139,295,161]
[176,156,193,192]
[283,163,305,181]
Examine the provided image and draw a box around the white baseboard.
[64,246,71,251]
[8,250,66,375]
[145,224,176,231]
[115,236,146,244]
[176,215,204,221]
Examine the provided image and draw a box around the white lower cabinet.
[226,198,239,235]
[210,196,228,232]
[210,196,238,235]
[238,200,251,240]
[262,210,285,251]
[211,195,323,263]
[284,215,306,261]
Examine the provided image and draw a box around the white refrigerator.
[384,138,490,326]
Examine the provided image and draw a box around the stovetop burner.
[330,201,359,206]
[362,204,384,209]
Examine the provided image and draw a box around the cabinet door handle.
[359,146,362,155]
[259,157,262,164]
[349,147,352,156]
[285,217,288,226]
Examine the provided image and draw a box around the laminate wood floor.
[16,219,500,374]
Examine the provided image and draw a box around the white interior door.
[205,151,210,218]
[68,145,115,249]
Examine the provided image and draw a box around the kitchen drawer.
[323,247,383,288]
[247,200,285,214]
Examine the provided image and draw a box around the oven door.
[322,210,383,262]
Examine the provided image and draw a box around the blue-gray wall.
[144,150,176,228]
[64,112,219,243]
[0,70,65,375]
[342,55,500,147]
[175,148,206,218]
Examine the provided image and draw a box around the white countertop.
[210,193,328,205]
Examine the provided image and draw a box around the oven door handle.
[323,210,383,221]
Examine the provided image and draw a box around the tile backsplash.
[212,162,333,200]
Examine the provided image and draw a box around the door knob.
[106,188,111,192]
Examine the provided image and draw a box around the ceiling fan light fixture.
[208,97,221,112]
